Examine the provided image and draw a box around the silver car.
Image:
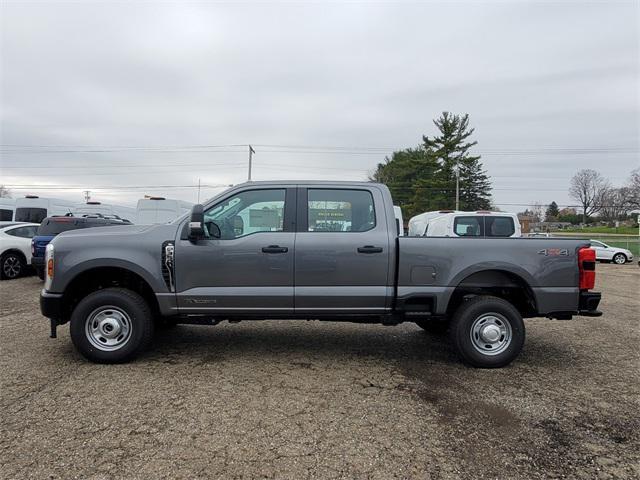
[590,240,634,265]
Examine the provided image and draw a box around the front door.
[294,186,392,312]
[174,187,296,314]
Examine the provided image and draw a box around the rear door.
[294,186,392,312]
[174,187,296,313]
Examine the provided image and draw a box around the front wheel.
[613,253,627,265]
[70,288,154,363]
[1,252,25,280]
[450,296,525,368]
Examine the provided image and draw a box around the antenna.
[248,145,255,181]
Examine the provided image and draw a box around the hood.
[54,223,179,240]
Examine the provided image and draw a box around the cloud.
[1,1,638,210]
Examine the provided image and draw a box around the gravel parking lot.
[1,264,638,479]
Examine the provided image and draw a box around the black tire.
[1,252,25,280]
[415,319,450,334]
[70,288,154,363]
[449,295,525,368]
[612,253,627,265]
[36,267,45,281]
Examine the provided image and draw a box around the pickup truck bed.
[40,181,601,367]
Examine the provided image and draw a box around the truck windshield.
[37,218,85,235]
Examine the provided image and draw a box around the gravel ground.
[1,264,638,479]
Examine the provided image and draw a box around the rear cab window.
[453,215,515,237]
[307,189,375,232]
[453,216,482,236]
[485,216,515,237]
[37,218,86,236]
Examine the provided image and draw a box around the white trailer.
[136,197,193,224]
[14,196,75,223]
[74,202,137,223]
[408,210,459,236]
[0,198,15,221]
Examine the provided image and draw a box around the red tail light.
[578,247,596,290]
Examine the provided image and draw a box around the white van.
[136,197,193,224]
[425,211,522,238]
[0,198,15,221]
[408,210,459,236]
[74,202,137,223]
[393,206,405,236]
[14,196,75,223]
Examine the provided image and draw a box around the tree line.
[526,168,640,224]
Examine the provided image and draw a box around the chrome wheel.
[85,306,132,351]
[470,312,512,356]
[3,255,22,279]
[613,254,626,265]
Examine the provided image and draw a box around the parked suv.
[32,215,132,280]
[0,222,39,280]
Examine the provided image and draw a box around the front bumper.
[32,256,44,270]
[578,291,602,317]
[40,289,64,320]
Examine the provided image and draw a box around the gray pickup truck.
[40,181,601,367]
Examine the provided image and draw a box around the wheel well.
[448,270,537,318]
[61,267,159,322]
[1,249,27,261]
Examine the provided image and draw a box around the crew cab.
[40,181,602,367]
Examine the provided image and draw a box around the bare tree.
[569,169,609,223]
[0,185,11,198]
[600,187,633,221]
[628,168,640,208]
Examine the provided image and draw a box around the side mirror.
[188,204,205,241]
[205,221,221,239]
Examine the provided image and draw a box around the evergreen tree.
[370,112,492,217]
[422,112,492,210]
[545,201,559,220]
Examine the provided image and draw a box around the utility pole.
[455,166,460,211]
[248,145,255,181]
[83,190,91,203]
[197,178,201,203]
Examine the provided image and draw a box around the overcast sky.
[1,0,638,212]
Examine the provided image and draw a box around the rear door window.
[307,189,375,232]
[453,216,482,236]
[485,216,515,237]
[15,208,47,223]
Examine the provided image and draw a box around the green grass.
[562,226,639,235]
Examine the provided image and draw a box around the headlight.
[44,243,54,290]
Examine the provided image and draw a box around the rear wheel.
[613,253,627,265]
[450,295,525,368]
[70,288,154,363]
[1,252,25,280]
